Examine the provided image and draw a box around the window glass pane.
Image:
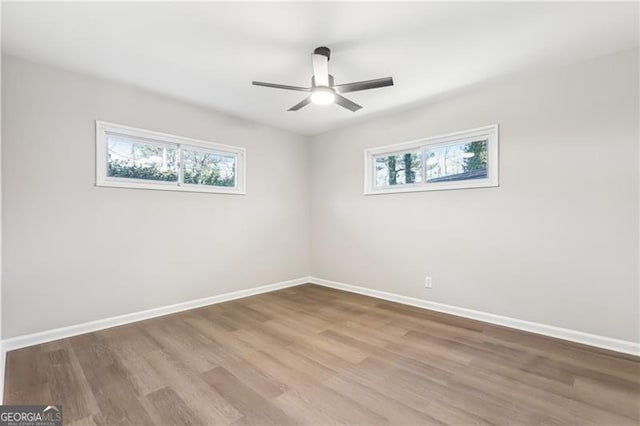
[107,136,178,182]
[183,149,236,187]
[425,139,487,183]
[375,151,422,187]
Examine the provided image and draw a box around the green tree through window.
[183,150,235,187]
[462,140,488,172]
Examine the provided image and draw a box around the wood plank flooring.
[4,284,639,425]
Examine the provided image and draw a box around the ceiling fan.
[252,46,394,112]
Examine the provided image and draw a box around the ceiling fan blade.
[334,94,362,112]
[334,77,394,94]
[252,81,310,92]
[288,97,312,111]
[312,54,329,87]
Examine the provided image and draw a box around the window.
[96,121,245,194]
[364,125,498,194]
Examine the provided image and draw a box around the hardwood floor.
[4,284,639,425]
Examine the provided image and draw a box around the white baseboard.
[309,277,640,357]
[3,276,637,356]
[1,275,637,402]
[2,277,310,354]
[0,276,310,402]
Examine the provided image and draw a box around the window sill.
[96,180,246,195]
[364,179,499,195]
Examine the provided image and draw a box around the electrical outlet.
[425,276,432,288]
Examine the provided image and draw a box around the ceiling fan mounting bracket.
[313,46,331,60]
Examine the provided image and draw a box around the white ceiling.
[2,2,638,135]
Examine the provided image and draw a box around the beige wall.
[2,55,310,338]
[310,49,639,342]
[3,49,638,344]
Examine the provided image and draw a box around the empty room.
[0,1,638,425]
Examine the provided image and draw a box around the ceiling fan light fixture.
[252,46,393,111]
[310,87,335,105]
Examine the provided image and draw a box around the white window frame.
[364,124,499,195]
[96,121,246,194]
